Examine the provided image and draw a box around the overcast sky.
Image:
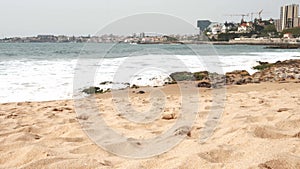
[0,0,299,38]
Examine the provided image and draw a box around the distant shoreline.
[1,41,300,47]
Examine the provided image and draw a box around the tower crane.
[225,14,249,23]
[250,9,263,21]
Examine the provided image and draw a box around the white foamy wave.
[1,51,299,103]
[0,59,76,103]
[219,51,299,74]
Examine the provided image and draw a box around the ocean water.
[0,43,299,103]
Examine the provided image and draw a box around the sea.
[0,43,299,103]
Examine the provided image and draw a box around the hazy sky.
[0,0,299,38]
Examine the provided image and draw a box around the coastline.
[1,57,300,168]
[1,59,300,168]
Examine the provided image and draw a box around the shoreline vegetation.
[82,59,300,95]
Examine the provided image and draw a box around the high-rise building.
[274,19,282,32]
[280,4,299,31]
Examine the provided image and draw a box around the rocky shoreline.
[83,59,300,94]
[171,59,300,88]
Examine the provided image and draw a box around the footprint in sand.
[253,126,290,139]
[198,148,233,163]
[60,137,84,143]
[69,144,99,154]
[275,119,300,130]
[258,157,300,169]
[15,133,41,142]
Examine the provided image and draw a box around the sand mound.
[253,126,289,139]
[258,157,300,169]
[198,148,232,163]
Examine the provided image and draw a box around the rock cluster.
[171,59,300,88]
[225,70,253,85]
[82,59,300,92]
[252,60,300,82]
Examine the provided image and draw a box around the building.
[237,22,253,33]
[211,25,222,35]
[274,19,282,32]
[283,33,294,39]
[280,4,299,31]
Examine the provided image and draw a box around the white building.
[280,4,299,30]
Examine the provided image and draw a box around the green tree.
[263,25,277,33]
[282,27,300,37]
[261,24,278,37]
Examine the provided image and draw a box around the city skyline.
[0,0,300,38]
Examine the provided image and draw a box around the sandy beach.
[1,82,300,169]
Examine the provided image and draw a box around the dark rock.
[82,87,111,94]
[162,113,176,120]
[253,61,274,71]
[165,81,177,85]
[99,81,113,85]
[197,81,211,88]
[170,71,194,81]
[277,108,290,112]
[210,74,226,88]
[252,59,300,82]
[137,91,145,94]
[226,70,251,85]
[193,71,209,81]
[226,70,250,77]
[82,87,103,94]
[235,79,244,85]
[53,108,63,112]
[258,61,269,65]
[131,84,139,89]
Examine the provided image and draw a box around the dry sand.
[0,82,300,169]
